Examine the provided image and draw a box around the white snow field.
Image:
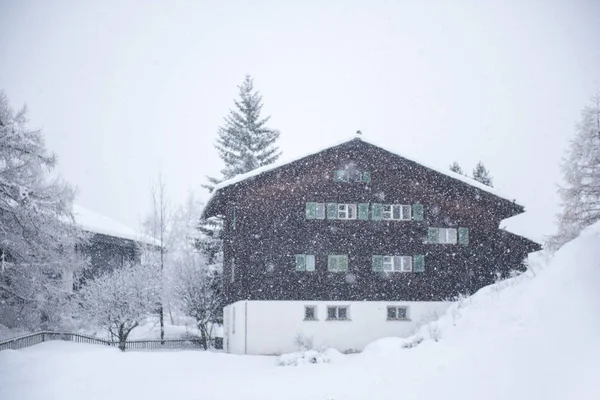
[1,223,599,400]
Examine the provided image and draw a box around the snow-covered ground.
[1,223,599,400]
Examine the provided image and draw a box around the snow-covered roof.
[211,136,522,206]
[73,205,160,246]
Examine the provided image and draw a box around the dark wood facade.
[204,139,540,304]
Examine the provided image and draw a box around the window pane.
[438,229,447,243]
[306,255,315,271]
[393,256,402,271]
[383,256,393,271]
[327,307,337,320]
[447,228,457,244]
[339,255,348,271]
[347,204,356,219]
[338,307,348,320]
[383,205,392,220]
[305,307,315,320]
[295,254,306,271]
[338,204,347,219]
[401,205,411,220]
[397,307,407,319]
[316,203,326,219]
[387,307,397,319]
[392,205,401,219]
[402,256,412,272]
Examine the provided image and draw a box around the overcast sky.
[1,0,599,241]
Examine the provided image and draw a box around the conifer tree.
[449,161,465,175]
[198,75,281,264]
[551,96,600,249]
[472,161,494,187]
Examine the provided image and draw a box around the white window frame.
[304,305,317,321]
[337,203,357,220]
[439,228,458,244]
[382,256,412,272]
[326,305,350,321]
[387,306,409,321]
[382,204,411,221]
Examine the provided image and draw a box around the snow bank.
[277,347,344,366]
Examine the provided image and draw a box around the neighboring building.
[202,136,541,355]
[65,205,159,290]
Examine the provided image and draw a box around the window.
[295,254,315,272]
[327,254,348,272]
[428,228,458,244]
[327,306,349,320]
[373,255,423,272]
[387,306,409,321]
[338,203,357,219]
[382,256,412,272]
[304,306,317,321]
[382,204,411,221]
[334,169,370,183]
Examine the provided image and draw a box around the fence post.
[42,333,45,343]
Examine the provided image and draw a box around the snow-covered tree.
[551,96,600,249]
[198,75,281,263]
[449,161,465,175]
[77,262,160,350]
[472,161,494,187]
[0,90,87,329]
[204,74,281,190]
[171,252,223,349]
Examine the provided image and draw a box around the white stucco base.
[223,300,451,355]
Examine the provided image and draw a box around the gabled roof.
[206,136,522,209]
[73,205,160,246]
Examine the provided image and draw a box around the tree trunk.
[160,305,165,344]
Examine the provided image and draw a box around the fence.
[0,331,222,352]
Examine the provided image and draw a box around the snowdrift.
[362,221,600,399]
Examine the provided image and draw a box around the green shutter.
[458,227,469,245]
[428,228,439,244]
[358,203,369,220]
[371,203,383,221]
[362,171,371,183]
[334,170,346,182]
[372,255,383,272]
[412,203,424,221]
[327,255,336,271]
[327,203,338,219]
[340,255,348,271]
[295,254,306,271]
[305,202,316,219]
[413,255,425,272]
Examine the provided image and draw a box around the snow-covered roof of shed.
[212,136,522,206]
[73,205,160,246]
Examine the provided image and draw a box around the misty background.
[1,0,599,241]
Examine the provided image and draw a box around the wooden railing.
[0,331,222,352]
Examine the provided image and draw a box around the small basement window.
[327,306,349,320]
[304,306,317,321]
[387,306,409,321]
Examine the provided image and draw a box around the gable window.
[295,254,315,272]
[338,204,357,219]
[428,228,458,244]
[304,306,317,321]
[327,254,348,272]
[382,204,411,221]
[387,306,409,321]
[327,306,349,320]
[334,170,371,183]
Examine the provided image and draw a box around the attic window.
[333,169,370,183]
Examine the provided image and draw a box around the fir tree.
[472,161,494,187]
[204,75,281,191]
[551,96,600,249]
[198,76,281,264]
[449,161,465,175]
